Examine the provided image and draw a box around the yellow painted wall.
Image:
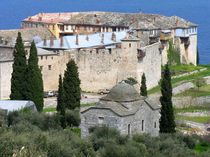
[47,23,60,39]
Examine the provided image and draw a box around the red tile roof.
[23,12,80,24]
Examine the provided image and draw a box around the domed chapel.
[81,82,161,137]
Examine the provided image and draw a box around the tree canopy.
[10,32,27,100]
[159,64,176,133]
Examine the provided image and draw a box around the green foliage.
[10,32,27,100]
[169,64,203,76]
[167,40,180,66]
[25,41,44,111]
[71,128,81,136]
[176,115,210,124]
[43,108,56,112]
[193,77,207,90]
[65,109,81,127]
[197,48,199,65]
[140,73,147,96]
[174,84,210,98]
[56,74,66,128]
[0,111,205,157]
[159,64,176,133]
[63,60,81,110]
[124,77,138,86]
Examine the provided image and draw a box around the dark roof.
[81,82,160,116]
[65,11,197,30]
[101,82,141,102]
[0,28,55,42]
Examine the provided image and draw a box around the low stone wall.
[172,82,194,95]
[173,96,210,108]
[172,68,207,79]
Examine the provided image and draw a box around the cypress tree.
[10,32,27,100]
[140,73,147,97]
[57,74,66,128]
[159,64,176,133]
[63,60,81,110]
[25,41,44,111]
[197,48,199,65]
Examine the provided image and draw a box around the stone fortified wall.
[70,41,161,92]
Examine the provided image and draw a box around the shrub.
[65,109,81,127]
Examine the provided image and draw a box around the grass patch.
[171,65,210,84]
[174,84,210,98]
[169,64,203,76]
[81,103,97,107]
[194,142,210,153]
[148,85,160,95]
[174,105,210,114]
[43,108,56,112]
[148,65,210,95]
[176,115,210,124]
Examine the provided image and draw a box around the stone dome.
[101,82,141,102]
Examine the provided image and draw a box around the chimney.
[86,35,89,41]
[152,18,155,25]
[139,9,142,15]
[176,20,178,26]
[38,17,42,21]
[136,22,139,28]
[60,36,63,47]
[50,37,54,47]
[111,33,116,42]
[43,38,47,46]
[126,33,129,39]
[76,34,79,45]
[101,33,104,44]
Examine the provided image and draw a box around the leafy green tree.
[167,40,180,65]
[140,73,147,97]
[193,77,206,91]
[124,77,138,86]
[25,41,44,111]
[63,60,81,110]
[159,64,176,133]
[10,32,27,100]
[56,74,66,128]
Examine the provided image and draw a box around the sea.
[0,0,209,64]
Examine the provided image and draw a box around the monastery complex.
[0,11,198,99]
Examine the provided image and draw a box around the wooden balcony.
[149,39,158,45]
[160,33,171,41]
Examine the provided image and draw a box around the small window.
[40,66,43,71]
[98,117,104,124]
[52,25,55,30]
[129,43,131,48]
[25,50,28,55]
[96,49,99,54]
[142,120,144,131]
[154,122,157,128]
[90,50,92,54]
[46,56,47,60]
[66,25,68,30]
[128,124,131,135]
[48,65,51,70]
[109,49,112,54]
[41,56,43,60]
[51,57,53,60]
